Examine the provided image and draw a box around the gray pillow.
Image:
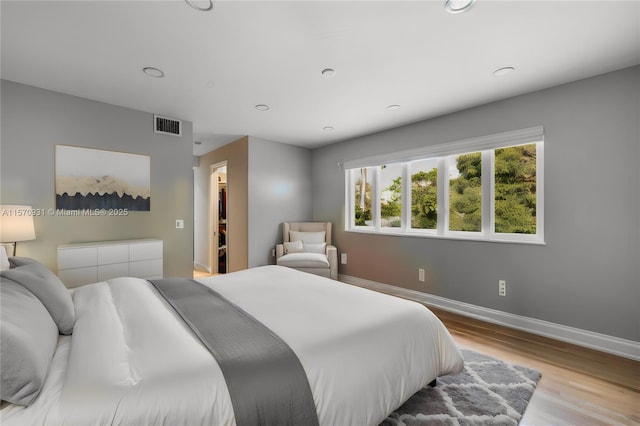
[1,277,58,406]
[1,262,75,335]
[8,256,39,268]
[0,246,9,271]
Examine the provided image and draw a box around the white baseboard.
[193,261,211,273]
[339,274,640,361]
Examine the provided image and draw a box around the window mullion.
[482,150,493,237]
[482,149,496,236]
[536,142,545,241]
[373,167,381,231]
[402,163,409,232]
[439,157,448,236]
[345,170,352,229]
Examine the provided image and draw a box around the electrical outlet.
[175,219,184,229]
[499,280,506,296]
[341,253,347,264]
[418,268,425,282]
[271,249,276,257]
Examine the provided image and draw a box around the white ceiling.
[2,1,639,156]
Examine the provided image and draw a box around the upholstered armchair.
[276,222,338,280]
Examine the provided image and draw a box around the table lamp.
[0,205,36,256]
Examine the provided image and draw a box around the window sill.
[346,227,546,246]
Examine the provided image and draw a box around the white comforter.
[2,265,463,426]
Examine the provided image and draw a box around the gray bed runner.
[149,278,319,426]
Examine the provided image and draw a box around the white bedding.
[1,265,463,425]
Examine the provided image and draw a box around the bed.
[1,260,463,426]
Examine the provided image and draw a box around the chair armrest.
[326,245,338,280]
[276,244,284,260]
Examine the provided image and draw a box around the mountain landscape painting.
[55,145,150,211]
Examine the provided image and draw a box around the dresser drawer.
[58,247,98,269]
[130,241,163,262]
[98,245,129,265]
[130,259,163,278]
[98,262,129,281]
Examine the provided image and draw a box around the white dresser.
[57,239,163,288]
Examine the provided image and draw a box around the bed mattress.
[1,265,463,425]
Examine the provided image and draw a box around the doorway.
[210,162,228,274]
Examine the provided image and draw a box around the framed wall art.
[55,145,150,211]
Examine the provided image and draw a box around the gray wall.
[311,66,640,341]
[248,136,312,267]
[1,80,194,279]
[193,136,312,271]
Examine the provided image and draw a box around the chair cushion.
[303,242,326,254]
[289,230,326,244]
[277,252,330,268]
[283,240,304,254]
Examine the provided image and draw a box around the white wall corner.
[339,274,640,362]
[193,261,211,274]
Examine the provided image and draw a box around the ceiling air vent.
[154,114,182,137]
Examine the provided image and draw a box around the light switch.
[176,220,184,229]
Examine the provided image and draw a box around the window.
[345,127,544,244]
[448,152,482,232]
[410,159,438,230]
[380,164,402,228]
[494,144,537,235]
[353,167,374,227]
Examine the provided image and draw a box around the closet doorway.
[210,162,228,274]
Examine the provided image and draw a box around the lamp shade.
[0,205,36,242]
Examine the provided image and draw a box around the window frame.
[344,127,545,245]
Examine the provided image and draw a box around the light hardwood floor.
[429,307,639,426]
[194,270,638,425]
[193,269,215,279]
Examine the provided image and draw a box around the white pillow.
[283,240,304,254]
[289,230,326,244]
[304,242,327,254]
[0,246,9,271]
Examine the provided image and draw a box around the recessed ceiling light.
[387,104,401,110]
[184,0,213,12]
[323,126,334,131]
[321,68,336,79]
[143,67,164,78]
[444,0,476,14]
[255,104,270,111]
[493,66,515,77]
